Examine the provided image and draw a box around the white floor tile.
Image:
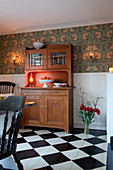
[70,140,92,148]
[21,156,49,170]
[0,155,18,170]
[24,135,43,142]
[35,145,59,156]
[96,142,107,151]
[51,161,83,170]
[62,149,89,160]
[46,137,67,145]
[92,152,107,165]
[76,149,89,160]
[54,131,72,137]
[16,143,32,151]
[34,129,52,135]
[98,135,107,141]
[75,133,95,139]
[17,134,23,138]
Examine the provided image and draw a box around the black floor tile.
[74,156,105,170]
[17,149,39,160]
[39,133,58,139]
[17,137,27,144]
[29,140,50,148]
[33,166,53,170]
[25,126,48,131]
[89,129,107,136]
[20,131,37,137]
[46,128,64,133]
[85,137,106,145]
[80,145,106,155]
[43,153,69,165]
[61,135,81,142]
[54,143,76,151]
[70,128,84,134]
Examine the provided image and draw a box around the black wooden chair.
[0,96,26,170]
[0,81,16,94]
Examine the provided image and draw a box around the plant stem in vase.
[84,124,89,134]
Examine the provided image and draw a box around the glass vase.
[84,124,89,134]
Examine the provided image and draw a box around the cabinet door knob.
[41,105,43,109]
[44,105,46,109]
[48,56,50,59]
[44,56,46,59]
[53,91,57,93]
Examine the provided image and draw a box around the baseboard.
[74,122,106,130]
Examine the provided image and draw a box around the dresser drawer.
[45,90,67,96]
[21,90,43,95]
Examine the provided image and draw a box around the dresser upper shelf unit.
[25,43,72,88]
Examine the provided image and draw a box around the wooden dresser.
[21,44,73,133]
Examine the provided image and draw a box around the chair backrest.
[0,81,16,94]
[0,96,26,159]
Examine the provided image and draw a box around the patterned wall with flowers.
[0,23,113,74]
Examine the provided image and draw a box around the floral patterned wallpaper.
[0,23,113,74]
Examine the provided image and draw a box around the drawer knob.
[53,91,57,93]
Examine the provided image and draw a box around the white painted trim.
[74,122,106,130]
[73,72,109,76]
[1,19,113,35]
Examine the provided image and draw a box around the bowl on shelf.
[33,40,44,49]
[39,79,53,88]
[53,83,67,87]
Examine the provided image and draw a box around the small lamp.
[13,56,19,64]
[109,66,113,73]
[89,51,95,60]
[29,73,33,87]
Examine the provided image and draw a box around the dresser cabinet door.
[44,96,67,128]
[47,48,69,69]
[26,49,47,70]
[23,95,43,126]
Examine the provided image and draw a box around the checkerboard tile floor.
[16,128,107,170]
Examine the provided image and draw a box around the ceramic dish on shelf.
[39,79,53,88]
[53,83,67,87]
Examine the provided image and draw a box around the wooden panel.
[44,96,67,127]
[23,95,43,126]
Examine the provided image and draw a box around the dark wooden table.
[24,101,37,108]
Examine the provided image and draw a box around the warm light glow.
[109,67,113,73]
[13,56,19,64]
[89,52,94,59]
[30,76,33,83]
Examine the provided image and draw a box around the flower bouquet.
[79,104,100,134]
[79,85,103,134]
